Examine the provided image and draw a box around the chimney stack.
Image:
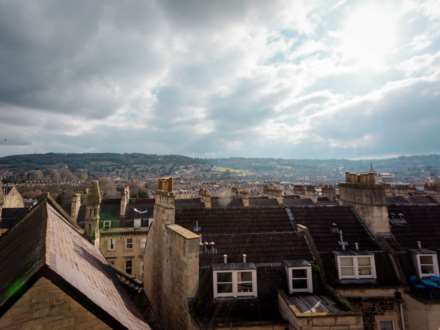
[199,188,212,208]
[120,185,130,217]
[339,170,390,235]
[70,193,81,225]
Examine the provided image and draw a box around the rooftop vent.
[224,254,228,264]
[330,222,339,234]
[417,241,422,249]
[193,220,202,233]
[242,254,247,263]
[354,242,359,251]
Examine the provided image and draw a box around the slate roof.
[408,194,438,205]
[291,206,399,287]
[0,208,27,232]
[176,208,311,265]
[175,198,204,209]
[388,205,440,250]
[124,198,155,220]
[176,207,314,326]
[249,197,280,208]
[100,198,121,221]
[385,196,409,205]
[0,196,150,330]
[283,198,314,207]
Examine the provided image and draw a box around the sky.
[0,0,440,159]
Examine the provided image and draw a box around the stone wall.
[100,230,147,280]
[339,184,390,234]
[0,277,110,329]
[143,190,200,330]
[404,293,440,330]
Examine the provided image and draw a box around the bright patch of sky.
[0,0,439,159]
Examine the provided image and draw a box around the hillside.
[0,153,439,182]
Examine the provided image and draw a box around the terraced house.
[143,178,410,330]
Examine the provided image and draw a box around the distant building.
[0,183,27,236]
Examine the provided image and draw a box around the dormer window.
[336,255,376,280]
[103,220,111,229]
[416,254,439,278]
[288,267,312,293]
[213,269,257,298]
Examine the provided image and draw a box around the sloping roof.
[408,194,438,205]
[385,196,409,205]
[291,206,399,287]
[283,198,314,207]
[125,198,155,220]
[0,208,27,231]
[249,197,280,208]
[175,198,204,209]
[178,207,314,327]
[100,198,121,221]
[389,205,440,250]
[291,206,377,252]
[176,207,311,265]
[0,197,150,330]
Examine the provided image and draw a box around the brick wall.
[0,277,110,329]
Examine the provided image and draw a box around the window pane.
[358,257,371,267]
[237,282,253,292]
[359,266,372,275]
[238,271,252,282]
[379,320,394,330]
[217,272,232,283]
[217,283,233,293]
[340,257,354,267]
[292,279,308,289]
[420,255,434,265]
[421,265,434,274]
[292,269,307,278]
[341,267,355,276]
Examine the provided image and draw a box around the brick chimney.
[339,171,390,235]
[199,188,212,208]
[70,193,81,225]
[120,185,130,217]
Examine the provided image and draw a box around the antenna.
[338,229,349,251]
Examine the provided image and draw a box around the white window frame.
[378,319,395,330]
[337,255,376,280]
[103,220,112,229]
[213,270,257,298]
[125,237,133,249]
[107,238,116,251]
[416,253,439,278]
[287,266,313,293]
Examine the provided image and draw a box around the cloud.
[0,0,439,158]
